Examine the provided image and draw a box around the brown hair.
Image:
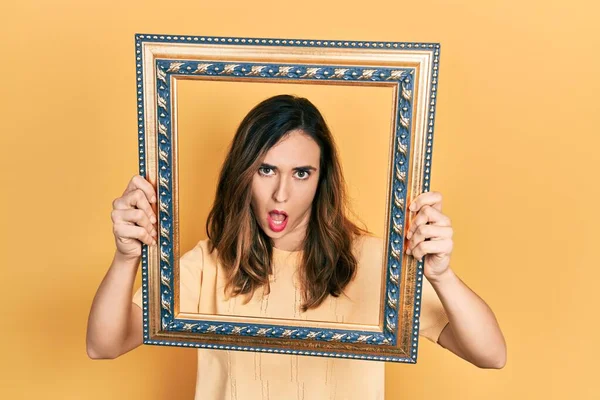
[206,94,369,311]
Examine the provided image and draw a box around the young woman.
[87,95,506,399]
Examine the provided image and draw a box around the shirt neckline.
[272,246,303,263]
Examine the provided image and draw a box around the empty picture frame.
[135,33,440,363]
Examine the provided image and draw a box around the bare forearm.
[430,268,506,368]
[86,251,140,358]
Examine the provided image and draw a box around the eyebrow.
[260,163,317,171]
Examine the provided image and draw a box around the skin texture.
[406,191,507,368]
[250,129,321,252]
[87,175,157,358]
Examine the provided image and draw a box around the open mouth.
[267,210,288,232]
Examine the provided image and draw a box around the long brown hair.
[206,94,369,311]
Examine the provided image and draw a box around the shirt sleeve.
[132,284,143,309]
[418,276,449,343]
[131,241,205,314]
[179,241,204,313]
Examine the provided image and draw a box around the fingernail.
[406,231,412,240]
[409,203,416,211]
[152,239,157,246]
[150,215,157,224]
[151,196,157,203]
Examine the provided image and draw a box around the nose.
[272,176,290,203]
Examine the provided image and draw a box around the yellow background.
[177,80,393,251]
[177,80,392,324]
[1,0,598,399]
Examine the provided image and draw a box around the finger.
[123,175,157,204]
[113,223,156,246]
[409,239,453,261]
[406,206,451,239]
[112,189,157,225]
[407,225,453,251]
[408,191,443,213]
[112,208,156,233]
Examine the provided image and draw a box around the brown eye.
[295,170,310,180]
[259,167,274,176]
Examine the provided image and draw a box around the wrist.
[426,266,456,286]
[113,250,141,268]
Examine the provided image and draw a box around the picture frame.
[135,33,440,363]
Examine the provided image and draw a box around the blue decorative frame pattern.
[135,33,440,363]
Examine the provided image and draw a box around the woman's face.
[251,129,321,250]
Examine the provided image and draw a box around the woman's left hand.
[405,191,454,281]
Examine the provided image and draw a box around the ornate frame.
[135,33,440,363]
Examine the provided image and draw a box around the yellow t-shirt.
[133,235,449,400]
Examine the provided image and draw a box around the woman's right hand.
[111,175,158,261]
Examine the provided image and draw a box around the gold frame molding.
[135,33,440,363]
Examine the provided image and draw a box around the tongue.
[270,213,286,222]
